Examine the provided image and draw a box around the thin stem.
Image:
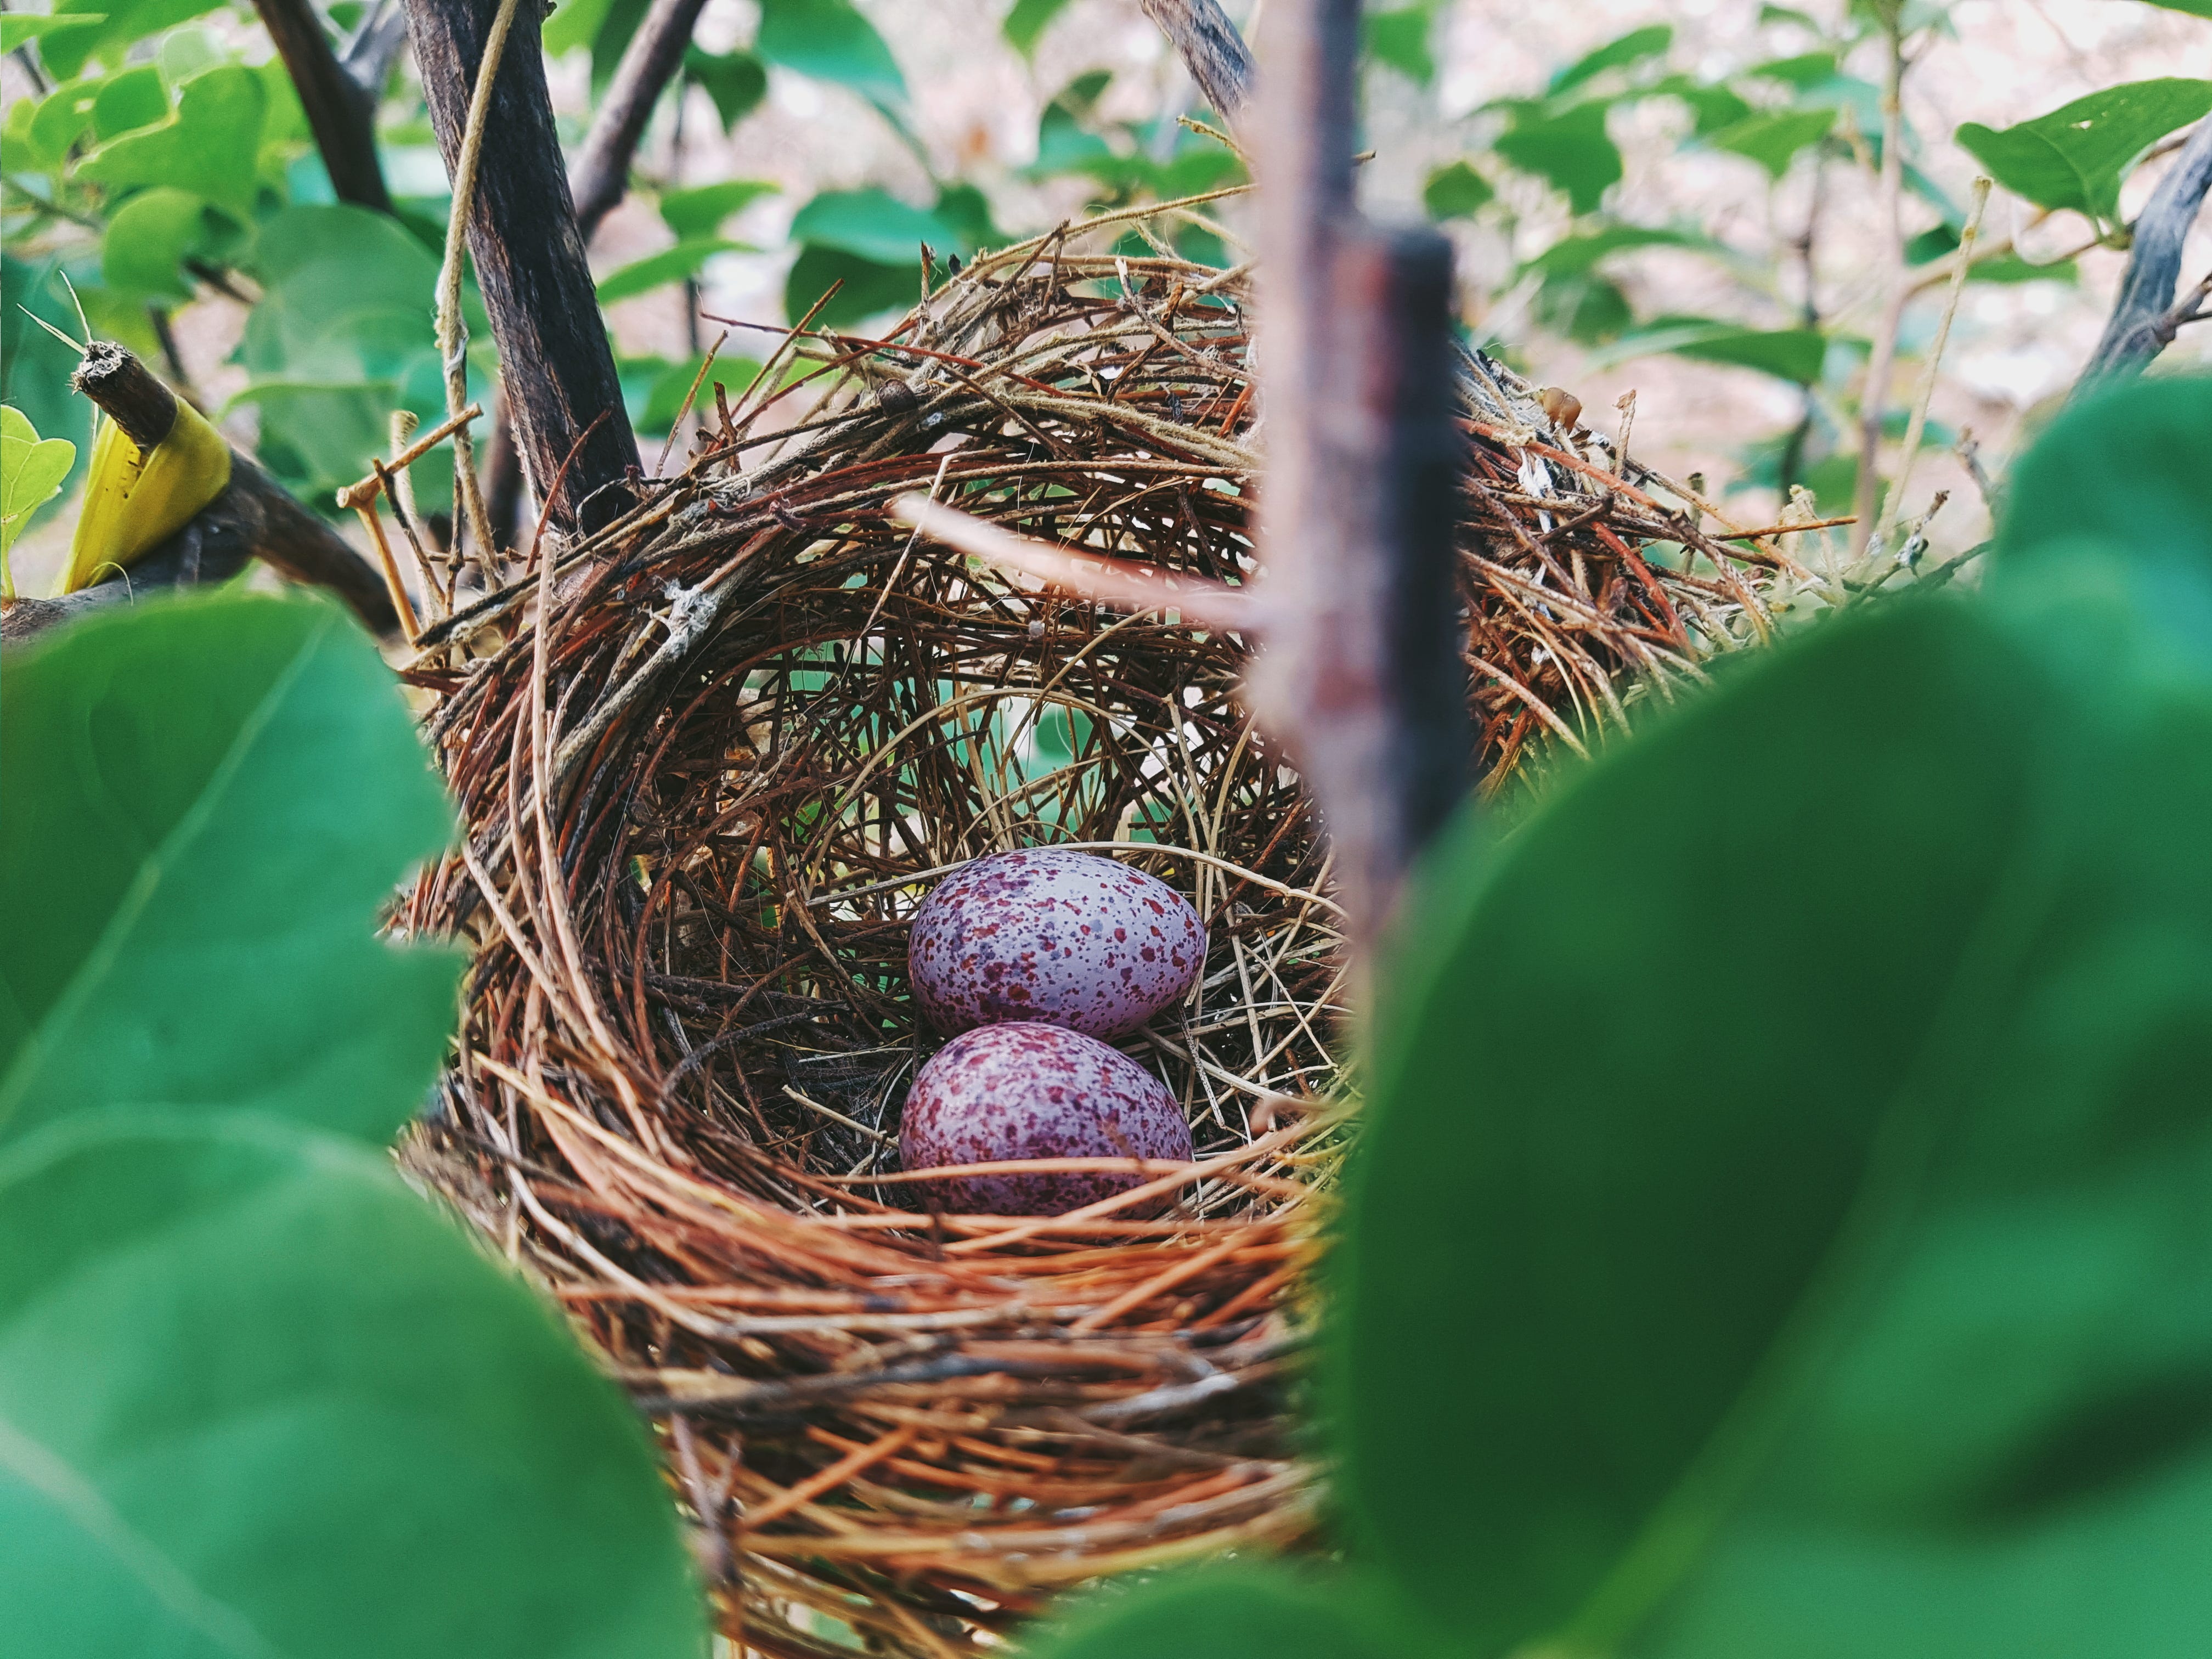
[1880,177,1989,545]
[1852,18,1908,556]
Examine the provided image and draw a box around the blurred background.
[7,0,2210,590]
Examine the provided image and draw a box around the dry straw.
[396,196,1793,1656]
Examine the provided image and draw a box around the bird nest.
[397,207,1791,1657]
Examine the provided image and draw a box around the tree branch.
[2080,118,2212,387]
[1244,0,1470,949]
[250,0,393,213]
[404,0,642,535]
[569,0,712,242]
[1140,0,1254,125]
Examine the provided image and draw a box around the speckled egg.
[898,1022,1195,1216]
[907,849,1206,1037]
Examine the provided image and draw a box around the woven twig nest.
[400,214,1783,1657]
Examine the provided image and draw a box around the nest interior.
[400,206,1785,1658]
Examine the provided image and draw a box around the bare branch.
[570,0,713,242]
[2080,118,2212,386]
[342,0,413,94]
[250,0,393,213]
[1140,0,1254,125]
[405,0,642,536]
[1244,0,1470,948]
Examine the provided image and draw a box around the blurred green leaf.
[1535,272,1634,344]
[0,594,462,1148]
[757,0,906,107]
[0,13,103,51]
[1003,0,1072,55]
[0,406,75,583]
[1706,106,1836,177]
[91,64,168,139]
[790,187,965,264]
[1745,50,1840,87]
[1019,1564,1398,1659]
[659,179,777,239]
[1,252,97,509]
[1363,4,1436,86]
[1993,375,2212,677]
[1339,590,2212,1655]
[1905,224,2076,284]
[1551,22,1673,95]
[1526,224,1711,277]
[1496,100,1621,215]
[1423,159,1494,219]
[596,236,752,303]
[543,0,616,54]
[641,352,763,431]
[77,64,267,217]
[2137,0,2212,13]
[1958,78,2212,224]
[0,1113,703,1659]
[99,186,230,301]
[683,47,767,131]
[783,242,919,331]
[1602,317,1827,382]
[1649,74,1754,137]
[33,0,224,81]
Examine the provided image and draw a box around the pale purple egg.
[898,1022,1195,1216]
[907,849,1207,1037]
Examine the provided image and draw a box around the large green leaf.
[1336,588,2212,1653]
[1991,375,2212,679]
[1018,1564,1399,1659]
[0,593,462,1148]
[32,0,224,81]
[0,14,103,52]
[755,0,906,106]
[1599,318,1827,382]
[1495,100,1622,215]
[76,64,268,217]
[99,187,229,302]
[783,244,921,331]
[0,1113,703,1659]
[682,47,767,131]
[0,252,97,507]
[1957,78,2212,225]
[1362,4,1437,87]
[789,187,966,264]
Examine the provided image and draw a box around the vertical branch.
[1246,0,1471,950]
[251,0,394,213]
[1852,13,1908,556]
[405,0,642,538]
[569,0,713,242]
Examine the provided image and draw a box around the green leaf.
[783,243,920,331]
[755,0,906,106]
[1706,106,1836,177]
[33,0,224,81]
[790,187,964,265]
[1991,375,2212,678]
[588,0,650,93]
[1905,224,2076,284]
[542,0,617,55]
[1496,100,1622,215]
[0,1113,704,1659]
[0,13,103,51]
[1362,5,1436,86]
[659,178,777,239]
[2137,0,2212,14]
[0,593,463,1148]
[1550,22,1673,94]
[92,64,168,138]
[642,352,763,432]
[1,406,76,589]
[1019,1564,1398,1659]
[1526,224,1709,278]
[1649,74,1754,137]
[1957,78,2212,224]
[76,64,268,217]
[99,187,228,301]
[1745,50,1839,88]
[1423,159,1494,219]
[1338,593,2212,1654]
[1601,317,1828,382]
[682,47,766,131]
[596,236,751,303]
[0,252,96,534]
[1003,0,1072,55]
